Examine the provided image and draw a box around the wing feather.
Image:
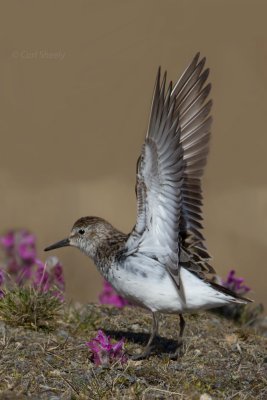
[127,53,215,290]
[175,55,214,275]
[126,71,184,286]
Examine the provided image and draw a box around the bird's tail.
[209,280,253,304]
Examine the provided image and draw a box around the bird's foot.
[130,344,155,360]
[168,340,184,360]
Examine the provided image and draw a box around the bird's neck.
[83,224,128,276]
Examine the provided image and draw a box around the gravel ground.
[0,304,266,399]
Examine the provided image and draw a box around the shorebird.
[45,53,251,359]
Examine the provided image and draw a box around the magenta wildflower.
[86,330,127,366]
[18,233,36,263]
[0,269,4,285]
[0,230,37,284]
[34,256,65,301]
[99,280,130,308]
[223,270,250,295]
[0,231,14,248]
[0,229,66,301]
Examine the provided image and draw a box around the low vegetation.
[0,302,266,399]
[0,287,62,331]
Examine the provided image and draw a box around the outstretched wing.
[173,53,214,277]
[126,68,184,287]
[126,53,213,288]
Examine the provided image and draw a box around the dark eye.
[78,229,85,235]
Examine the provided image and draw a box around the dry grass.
[0,287,62,331]
[0,304,266,399]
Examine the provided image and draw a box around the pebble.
[200,394,212,400]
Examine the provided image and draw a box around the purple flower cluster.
[34,256,65,300]
[223,270,250,295]
[86,330,127,366]
[0,230,36,285]
[0,230,65,300]
[99,280,130,308]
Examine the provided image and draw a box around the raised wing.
[126,69,184,287]
[126,53,213,287]
[173,53,214,277]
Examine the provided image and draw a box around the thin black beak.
[44,238,70,252]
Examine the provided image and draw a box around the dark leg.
[169,314,186,359]
[131,312,159,360]
[178,313,185,346]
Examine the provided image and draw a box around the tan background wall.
[0,0,266,309]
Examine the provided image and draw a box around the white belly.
[107,256,236,313]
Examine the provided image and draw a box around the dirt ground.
[0,304,266,399]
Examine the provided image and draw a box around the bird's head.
[44,216,109,259]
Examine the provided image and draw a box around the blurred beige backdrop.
[0,1,266,308]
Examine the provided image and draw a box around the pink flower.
[0,268,4,285]
[34,256,65,300]
[223,270,250,295]
[0,230,37,284]
[0,229,66,300]
[99,280,130,308]
[86,330,127,366]
[18,232,36,262]
[0,231,15,248]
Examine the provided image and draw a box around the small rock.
[131,324,141,331]
[172,363,183,371]
[49,369,61,377]
[225,334,238,345]
[57,329,69,338]
[200,394,212,400]
[194,349,202,356]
